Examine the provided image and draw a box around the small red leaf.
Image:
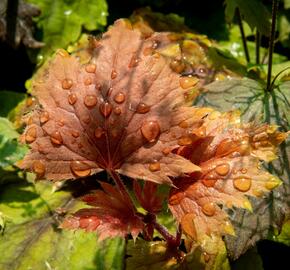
[61,182,144,240]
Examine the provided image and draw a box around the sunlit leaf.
[195,77,290,258]
[62,182,144,240]
[20,19,208,184]
[26,0,108,62]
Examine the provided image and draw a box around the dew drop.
[99,102,112,118]
[169,192,185,205]
[68,93,77,105]
[179,76,199,89]
[143,47,153,56]
[32,160,45,178]
[136,103,150,114]
[83,116,91,124]
[70,161,91,177]
[240,168,247,174]
[178,135,193,146]
[141,120,160,143]
[111,69,117,79]
[94,127,104,138]
[170,59,185,73]
[202,179,217,187]
[162,147,171,155]
[84,95,97,108]
[128,54,140,68]
[114,92,125,103]
[40,111,49,124]
[57,49,69,57]
[178,121,188,129]
[114,106,122,115]
[84,77,92,85]
[215,163,230,176]
[201,202,215,216]
[58,119,65,126]
[50,131,63,145]
[62,79,73,89]
[233,176,252,192]
[25,126,37,143]
[85,64,96,73]
[71,130,80,138]
[149,161,161,172]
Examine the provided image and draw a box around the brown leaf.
[61,182,144,240]
[20,19,207,184]
[168,111,287,250]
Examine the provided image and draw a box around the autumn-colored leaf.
[61,182,144,240]
[168,111,286,252]
[133,181,163,214]
[19,19,210,184]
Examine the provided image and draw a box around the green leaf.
[225,0,271,36]
[27,0,108,62]
[273,220,290,246]
[195,78,290,258]
[0,91,26,118]
[0,180,125,270]
[0,117,27,168]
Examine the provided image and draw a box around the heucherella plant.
[19,19,288,266]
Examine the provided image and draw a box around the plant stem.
[152,219,180,248]
[236,8,250,63]
[266,0,279,91]
[256,31,260,65]
[5,0,19,47]
[108,170,136,210]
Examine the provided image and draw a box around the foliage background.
[0,0,289,269]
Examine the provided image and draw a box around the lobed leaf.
[20,19,210,184]
[61,182,144,240]
[169,111,287,254]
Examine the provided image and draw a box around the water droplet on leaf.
[136,103,150,114]
[111,69,117,79]
[70,161,91,177]
[67,93,77,105]
[84,95,98,108]
[62,79,73,89]
[99,102,112,118]
[170,59,185,73]
[149,161,161,172]
[32,160,45,178]
[233,176,252,192]
[114,92,125,103]
[25,126,37,143]
[95,127,104,138]
[114,106,122,115]
[179,76,199,89]
[202,202,215,216]
[50,131,63,145]
[40,111,49,124]
[178,136,193,146]
[128,54,140,68]
[85,64,96,73]
[141,120,160,143]
[215,163,230,176]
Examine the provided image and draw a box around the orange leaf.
[19,19,207,184]
[169,111,287,246]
